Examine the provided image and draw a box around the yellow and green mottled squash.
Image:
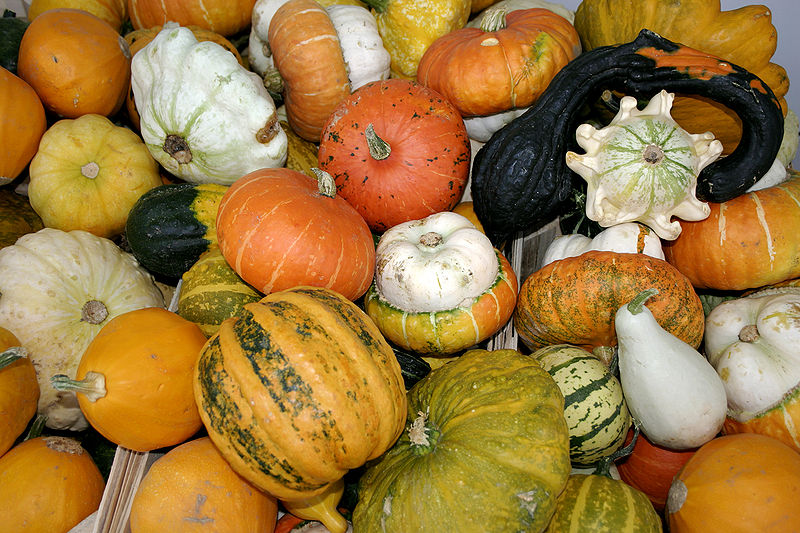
[193,286,406,533]
[282,120,320,178]
[178,247,263,336]
[352,348,571,532]
[0,190,42,250]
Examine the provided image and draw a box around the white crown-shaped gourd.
[565,90,722,240]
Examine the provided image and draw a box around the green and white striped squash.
[534,344,631,466]
[177,247,262,336]
[565,89,722,241]
[545,472,662,533]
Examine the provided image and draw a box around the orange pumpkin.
[663,172,800,290]
[17,8,131,118]
[0,436,105,533]
[268,0,351,142]
[216,168,375,300]
[27,0,128,31]
[317,79,471,233]
[0,67,46,185]
[515,250,705,352]
[0,327,39,458]
[128,0,255,36]
[129,437,279,533]
[50,307,208,452]
[417,8,581,117]
[667,433,800,532]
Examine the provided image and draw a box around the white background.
[558,0,800,167]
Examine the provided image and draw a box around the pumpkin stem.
[592,346,615,368]
[256,114,280,144]
[480,6,508,33]
[281,479,349,533]
[25,414,48,441]
[365,124,391,160]
[738,324,760,342]
[311,168,338,198]
[262,66,284,97]
[594,418,641,478]
[81,300,109,325]
[164,134,193,164]
[0,346,27,370]
[50,371,107,402]
[359,0,389,14]
[408,409,439,454]
[642,144,664,165]
[44,436,86,455]
[419,232,443,247]
[81,161,100,179]
[626,288,659,315]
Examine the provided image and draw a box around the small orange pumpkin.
[0,327,39,458]
[667,433,800,532]
[0,67,46,185]
[50,307,208,452]
[17,8,131,118]
[0,436,105,533]
[128,0,256,36]
[417,8,581,117]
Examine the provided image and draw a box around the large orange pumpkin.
[667,433,800,532]
[128,0,256,36]
[0,67,46,185]
[317,79,471,233]
[416,7,581,117]
[663,172,800,290]
[17,8,131,118]
[216,168,375,300]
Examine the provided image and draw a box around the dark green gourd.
[471,29,784,244]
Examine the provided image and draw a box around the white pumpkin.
[132,24,288,185]
[705,287,800,420]
[247,0,289,80]
[0,229,165,430]
[467,0,575,27]
[541,222,664,268]
[565,90,722,240]
[463,106,529,143]
[374,211,499,313]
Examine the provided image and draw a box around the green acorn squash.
[0,14,29,75]
[125,182,228,279]
[471,28,784,244]
[352,348,571,532]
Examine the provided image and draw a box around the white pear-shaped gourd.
[616,289,727,450]
[541,222,664,267]
[565,90,722,240]
[704,287,800,420]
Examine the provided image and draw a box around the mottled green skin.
[353,349,571,533]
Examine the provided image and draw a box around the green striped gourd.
[177,247,262,336]
[534,344,631,466]
[545,472,662,532]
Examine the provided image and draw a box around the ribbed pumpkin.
[0,66,46,185]
[129,437,279,533]
[317,79,471,232]
[515,250,705,352]
[193,286,406,532]
[0,189,43,250]
[0,436,105,533]
[268,0,351,141]
[573,0,789,155]
[667,433,800,532]
[17,8,131,118]
[0,327,39,458]
[128,0,256,36]
[178,247,263,337]
[27,0,128,31]
[663,172,800,290]
[353,348,571,532]
[215,168,375,300]
[416,7,581,117]
[533,344,631,466]
[50,307,207,452]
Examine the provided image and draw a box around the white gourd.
[566,90,722,240]
[327,5,391,90]
[247,0,290,79]
[132,24,288,185]
[374,212,499,313]
[615,289,727,450]
[467,0,575,27]
[704,287,800,420]
[463,107,528,142]
[541,222,664,267]
[0,229,165,430]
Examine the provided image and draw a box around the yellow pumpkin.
[28,114,162,238]
[27,0,128,31]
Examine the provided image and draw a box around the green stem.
[262,66,284,97]
[50,371,107,402]
[24,414,47,441]
[594,418,641,478]
[365,124,391,160]
[311,168,337,198]
[480,6,508,32]
[626,288,659,315]
[408,410,440,455]
[358,0,389,14]
[0,346,26,370]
